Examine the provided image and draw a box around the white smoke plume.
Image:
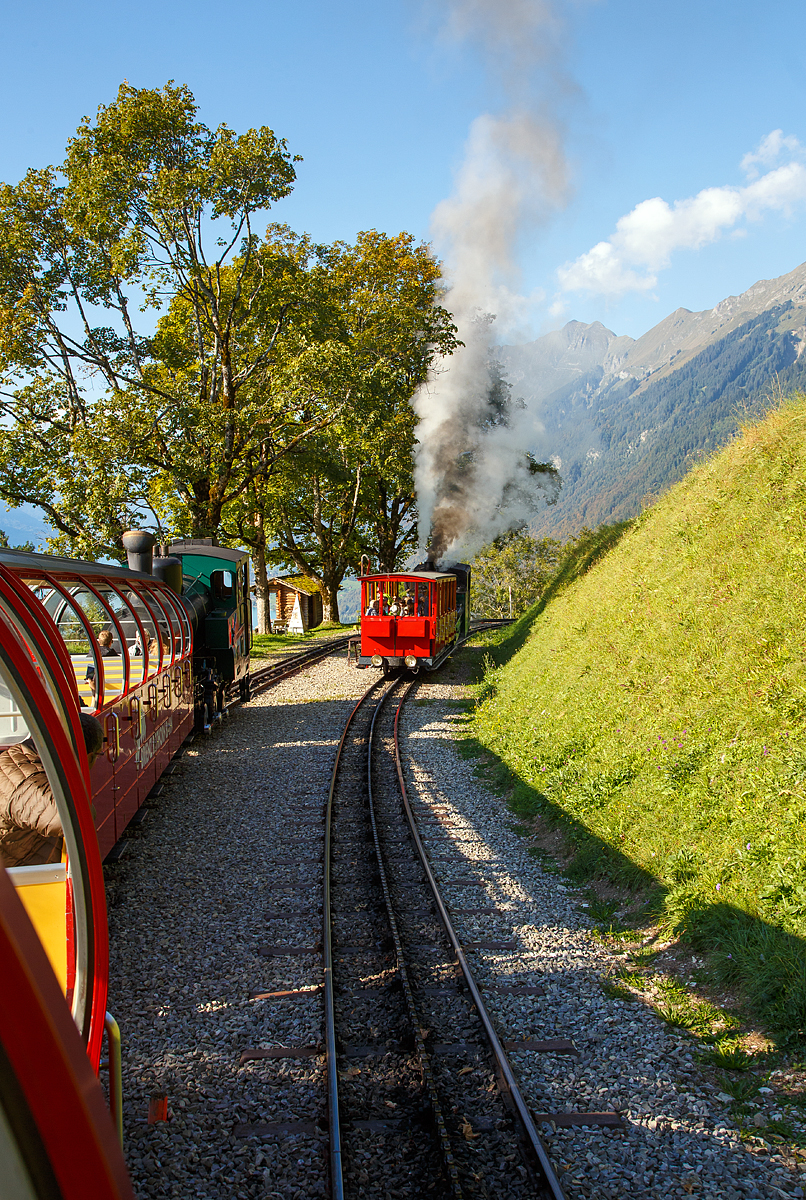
[413,0,571,564]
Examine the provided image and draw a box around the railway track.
[322,673,566,1199]
[243,634,354,700]
[226,617,509,712]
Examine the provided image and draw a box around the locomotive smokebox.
[122,530,156,575]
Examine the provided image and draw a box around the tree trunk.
[252,530,272,634]
[320,577,340,624]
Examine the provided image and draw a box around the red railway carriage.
[358,572,458,672]
[0,549,194,861]
[0,563,110,1066]
[0,567,132,1196]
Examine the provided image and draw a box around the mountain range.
[502,260,806,537]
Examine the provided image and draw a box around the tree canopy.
[0,80,460,627]
[471,528,562,619]
[0,82,334,556]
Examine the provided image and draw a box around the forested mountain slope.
[472,392,806,1031]
[500,262,806,536]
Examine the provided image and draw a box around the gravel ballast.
[106,651,368,1199]
[400,668,805,1200]
[106,646,805,1198]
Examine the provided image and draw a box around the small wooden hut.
[266,577,323,633]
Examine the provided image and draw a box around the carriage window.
[0,652,97,1038]
[69,587,127,705]
[89,585,136,691]
[364,582,380,615]
[147,587,182,664]
[124,591,162,679]
[418,583,430,615]
[0,680,30,747]
[212,569,234,600]
[32,590,100,712]
[156,587,190,659]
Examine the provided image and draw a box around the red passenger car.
[358,572,458,672]
[0,563,133,1196]
[0,549,194,860]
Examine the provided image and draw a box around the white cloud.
[741,129,804,179]
[558,133,806,298]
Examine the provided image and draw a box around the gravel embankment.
[400,670,805,1200]
[106,651,368,1200]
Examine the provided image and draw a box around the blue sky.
[3,0,805,338]
[2,0,805,541]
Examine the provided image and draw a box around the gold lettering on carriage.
[135,719,172,768]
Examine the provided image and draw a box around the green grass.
[250,622,356,659]
[470,391,806,1036]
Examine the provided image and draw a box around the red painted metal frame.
[0,867,133,1199]
[0,568,86,774]
[0,576,109,1068]
[9,566,195,858]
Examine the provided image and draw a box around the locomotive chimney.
[122,530,156,575]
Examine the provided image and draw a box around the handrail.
[104,1011,124,1148]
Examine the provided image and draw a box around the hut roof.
[267,575,321,596]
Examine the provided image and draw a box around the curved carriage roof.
[0,547,152,581]
[358,571,456,582]
[169,540,247,564]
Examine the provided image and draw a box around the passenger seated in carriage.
[97,630,120,657]
[0,714,104,868]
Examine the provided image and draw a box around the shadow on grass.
[456,729,806,1040]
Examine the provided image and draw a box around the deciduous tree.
[471,529,562,618]
[0,81,336,555]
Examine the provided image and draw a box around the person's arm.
[11,775,62,840]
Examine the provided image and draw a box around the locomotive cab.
[169,540,252,721]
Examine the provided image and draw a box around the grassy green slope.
[472,393,806,1034]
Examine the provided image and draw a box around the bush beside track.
[465,391,806,1038]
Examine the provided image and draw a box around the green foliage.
[698,1037,753,1071]
[0,82,311,555]
[471,529,562,618]
[471,391,806,1033]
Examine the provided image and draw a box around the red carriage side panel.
[0,867,134,1200]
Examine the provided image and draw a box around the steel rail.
[249,635,352,695]
[322,678,382,1200]
[366,682,464,1198]
[223,635,353,712]
[392,678,567,1200]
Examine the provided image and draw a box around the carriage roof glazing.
[0,550,192,714]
